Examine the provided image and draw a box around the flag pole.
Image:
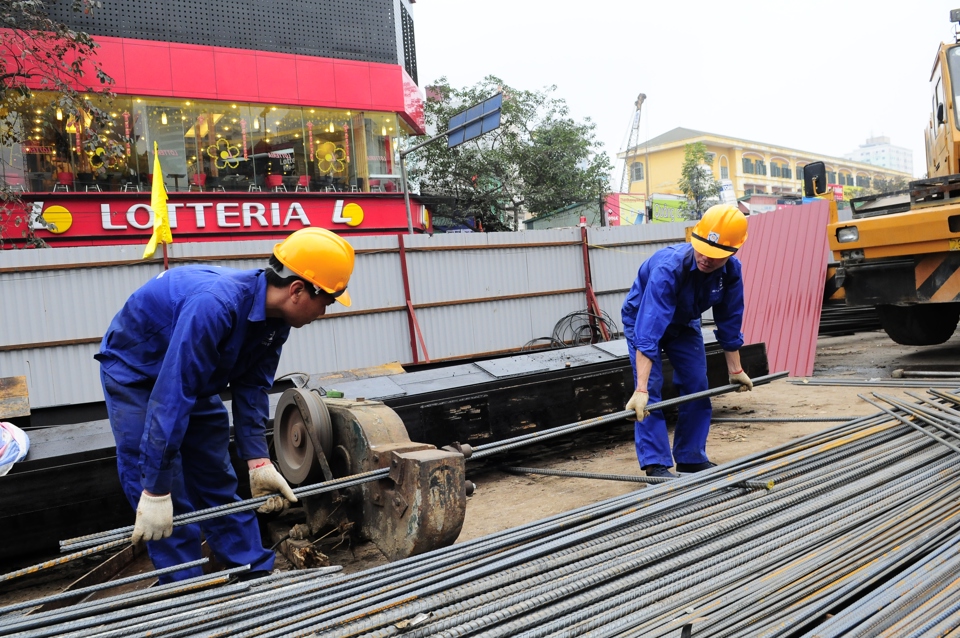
[162,242,169,271]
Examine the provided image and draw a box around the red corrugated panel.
[737,200,831,377]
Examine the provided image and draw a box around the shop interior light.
[381,126,387,136]
[329,122,335,133]
[161,112,168,125]
[56,108,63,121]
[186,101,191,106]
[254,119,260,131]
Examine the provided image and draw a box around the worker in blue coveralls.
[96,227,355,582]
[621,204,753,478]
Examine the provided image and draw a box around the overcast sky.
[413,0,959,181]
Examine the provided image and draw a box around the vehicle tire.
[876,303,960,346]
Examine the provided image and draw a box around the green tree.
[0,0,117,247]
[677,142,720,219]
[411,76,612,231]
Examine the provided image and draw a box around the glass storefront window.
[358,112,405,193]
[3,91,409,193]
[304,108,352,192]
[7,92,137,192]
[248,105,304,192]
[181,101,254,192]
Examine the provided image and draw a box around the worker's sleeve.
[621,275,642,353]
[229,339,285,461]
[140,294,234,494]
[632,264,680,362]
[712,268,745,352]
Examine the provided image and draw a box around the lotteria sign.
[2,193,432,247]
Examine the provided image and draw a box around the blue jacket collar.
[248,270,268,323]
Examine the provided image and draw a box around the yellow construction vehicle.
[824,9,960,345]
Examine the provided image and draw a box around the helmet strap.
[267,262,323,296]
[691,232,738,254]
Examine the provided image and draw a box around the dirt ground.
[4,329,960,606]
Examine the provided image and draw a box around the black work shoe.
[643,464,676,478]
[675,461,717,473]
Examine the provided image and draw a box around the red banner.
[2,193,432,248]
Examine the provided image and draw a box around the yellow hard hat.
[690,204,748,259]
[273,228,355,307]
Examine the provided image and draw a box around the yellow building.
[623,127,913,201]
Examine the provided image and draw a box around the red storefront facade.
[1,1,429,246]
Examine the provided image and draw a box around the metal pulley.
[274,388,334,485]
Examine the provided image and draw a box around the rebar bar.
[501,467,669,484]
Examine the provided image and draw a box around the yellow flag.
[143,141,173,259]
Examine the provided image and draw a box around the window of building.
[856,175,870,188]
[796,166,804,181]
[742,158,754,174]
[2,91,411,193]
[827,171,837,184]
[755,160,766,176]
[631,162,644,181]
[720,165,729,179]
[782,166,792,179]
[771,162,781,178]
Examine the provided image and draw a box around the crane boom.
[618,93,646,193]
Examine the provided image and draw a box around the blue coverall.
[96,266,290,582]
[621,243,745,469]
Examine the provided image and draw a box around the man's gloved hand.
[729,369,754,392]
[626,389,649,418]
[131,491,173,545]
[249,461,298,514]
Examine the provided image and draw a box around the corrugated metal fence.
[0,222,691,409]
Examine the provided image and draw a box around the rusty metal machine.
[272,388,468,561]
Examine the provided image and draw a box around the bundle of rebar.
[8,389,960,637]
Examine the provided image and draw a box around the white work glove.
[626,389,649,418]
[131,492,173,545]
[729,369,754,392]
[249,462,298,514]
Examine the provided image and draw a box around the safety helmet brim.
[691,234,740,259]
[334,288,352,307]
